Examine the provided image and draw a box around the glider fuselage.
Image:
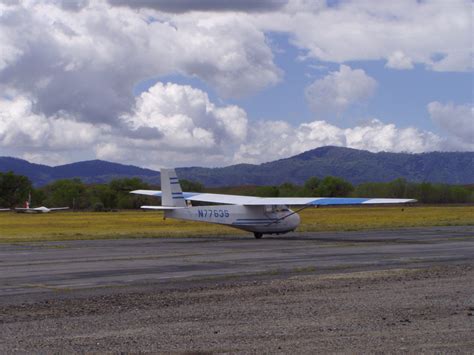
[166,204,300,234]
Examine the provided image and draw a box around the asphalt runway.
[1,226,473,301]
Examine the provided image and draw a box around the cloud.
[0,0,468,136]
[2,0,467,133]
[108,0,287,13]
[0,83,445,168]
[119,82,441,167]
[176,14,281,97]
[0,0,469,136]
[305,65,377,117]
[428,101,474,149]
[256,0,472,72]
[55,0,90,12]
[385,51,414,70]
[235,118,442,164]
[121,82,248,150]
[343,119,442,153]
[0,2,470,168]
[0,0,280,126]
[0,96,103,152]
[95,82,249,167]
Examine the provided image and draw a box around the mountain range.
[1,146,473,187]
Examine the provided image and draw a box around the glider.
[14,200,69,214]
[14,206,70,213]
[131,169,416,239]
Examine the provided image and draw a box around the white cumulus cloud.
[0,82,448,168]
[256,0,472,72]
[305,65,377,117]
[235,118,442,164]
[0,96,104,159]
[0,0,280,125]
[95,82,249,167]
[344,119,442,153]
[122,82,248,149]
[386,51,414,70]
[428,101,474,149]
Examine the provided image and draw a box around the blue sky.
[0,0,472,168]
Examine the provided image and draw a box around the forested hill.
[1,146,473,186]
[178,147,474,186]
[0,157,160,186]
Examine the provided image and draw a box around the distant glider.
[14,200,69,214]
[131,169,416,239]
[0,208,10,212]
[15,206,70,213]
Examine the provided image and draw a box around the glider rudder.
[160,168,186,208]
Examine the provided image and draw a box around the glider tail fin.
[161,169,186,208]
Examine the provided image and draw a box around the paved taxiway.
[1,226,473,299]
[1,226,473,353]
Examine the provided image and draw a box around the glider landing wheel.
[254,232,263,239]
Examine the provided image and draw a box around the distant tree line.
[245,176,474,203]
[0,171,472,210]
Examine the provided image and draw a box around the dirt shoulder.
[1,263,473,353]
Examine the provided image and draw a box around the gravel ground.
[1,264,473,353]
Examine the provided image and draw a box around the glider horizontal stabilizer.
[140,205,185,210]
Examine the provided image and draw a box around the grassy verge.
[298,205,474,232]
[0,206,472,243]
[0,211,242,243]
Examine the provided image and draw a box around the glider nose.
[290,212,301,230]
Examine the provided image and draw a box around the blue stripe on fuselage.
[236,218,279,221]
[182,192,199,198]
[232,221,278,225]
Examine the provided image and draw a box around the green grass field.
[0,206,472,243]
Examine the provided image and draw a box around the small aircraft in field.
[14,200,69,214]
[0,208,10,212]
[131,169,416,239]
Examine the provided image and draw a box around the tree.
[180,179,204,192]
[449,186,470,203]
[109,178,150,209]
[109,177,149,192]
[353,180,472,203]
[418,182,435,203]
[304,177,320,196]
[387,178,407,198]
[279,182,301,197]
[89,184,117,209]
[42,179,86,208]
[0,172,33,208]
[317,176,354,197]
[255,186,279,197]
[354,182,389,198]
[31,189,47,207]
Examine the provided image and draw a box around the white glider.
[0,208,10,212]
[14,201,69,213]
[131,169,416,239]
